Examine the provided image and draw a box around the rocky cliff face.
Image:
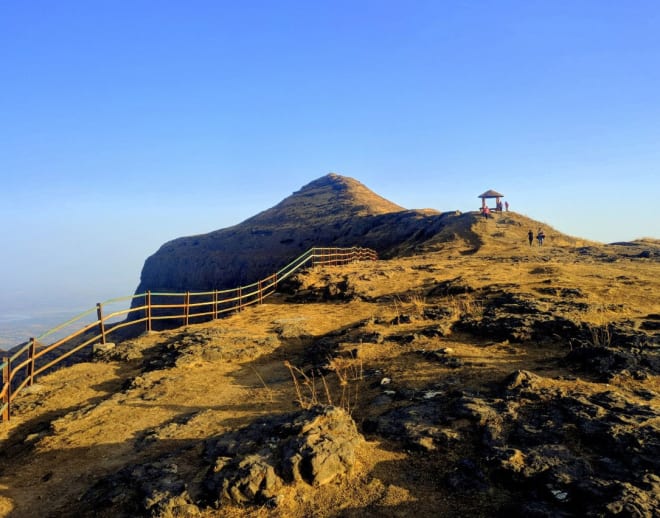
[134,174,466,294]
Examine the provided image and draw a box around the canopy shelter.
[478,189,504,209]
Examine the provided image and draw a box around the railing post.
[238,286,242,312]
[2,357,11,421]
[184,291,190,326]
[213,289,218,320]
[96,303,106,345]
[146,291,152,332]
[27,338,36,386]
[258,280,263,304]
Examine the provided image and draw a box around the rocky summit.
[1,176,659,517]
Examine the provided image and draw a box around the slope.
[1,235,659,517]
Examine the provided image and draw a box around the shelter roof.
[478,189,504,198]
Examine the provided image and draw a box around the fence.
[0,247,377,422]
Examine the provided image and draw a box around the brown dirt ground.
[1,216,659,517]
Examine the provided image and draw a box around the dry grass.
[284,354,364,414]
[327,353,364,414]
[448,293,483,320]
[385,293,429,324]
[587,324,612,348]
[1,219,659,517]
[284,360,329,409]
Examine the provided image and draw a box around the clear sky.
[1,1,659,316]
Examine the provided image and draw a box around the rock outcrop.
[203,406,361,506]
[80,406,361,515]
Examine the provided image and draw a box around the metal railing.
[0,246,377,421]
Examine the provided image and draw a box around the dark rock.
[422,306,454,320]
[81,458,199,517]
[216,453,281,504]
[427,277,475,296]
[357,332,385,344]
[446,458,489,492]
[563,346,640,380]
[422,349,465,368]
[366,401,462,451]
[640,319,660,330]
[535,287,584,298]
[203,406,361,506]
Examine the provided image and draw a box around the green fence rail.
[0,246,377,422]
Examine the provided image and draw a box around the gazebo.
[478,189,504,210]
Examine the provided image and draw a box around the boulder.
[204,406,362,506]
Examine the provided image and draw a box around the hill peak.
[248,173,404,226]
[301,172,376,191]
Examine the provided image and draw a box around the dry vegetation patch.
[1,240,659,517]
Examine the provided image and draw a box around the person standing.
[528,230,534,246]
[505,201,509,211]
[537,229,545,247]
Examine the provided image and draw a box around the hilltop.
[1,179,659,517]
[136,174,406,293]
[135,174,592,295]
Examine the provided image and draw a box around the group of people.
[481,200,509,218]
[479,202,545,247]
[529,229,545,247]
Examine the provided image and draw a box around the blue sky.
[1,1,659,316]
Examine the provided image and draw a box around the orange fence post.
[2,357,11,421]
[96,303,106,345]
[27,338,36,386]
[184,291,190,326]
[146,291,152,332]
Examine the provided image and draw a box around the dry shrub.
[408,294,427,317]
[284,353,363,414]
[587,325,612,348]
[579,304,631,328]
[387,293,428,324]
[449,293,483,320]
[327,354,363,413]
[284,361,326,409]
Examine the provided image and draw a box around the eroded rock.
[203,406,361,506]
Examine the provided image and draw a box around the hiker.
[528,230,534,246]
[505,201,509,212]
[537,229,545,247]
[483,206,490,218]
